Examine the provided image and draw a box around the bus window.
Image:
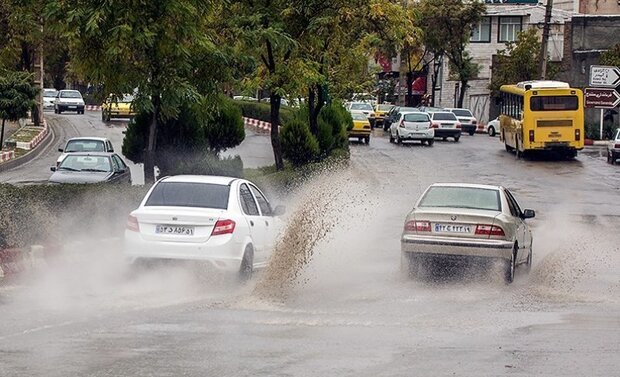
[530,96,578,111]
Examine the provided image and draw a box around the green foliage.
[203,98,246,154]
[234,100,295,125]
[0,69,37,122]
[156,150,244,178]
[316,120,334,157]
[490,29,544,95]
[318,102,351,149]
[600,43,620,67]
[280,119,320,166]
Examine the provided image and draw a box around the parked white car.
[485,117,500,137]
[607,128,620,165]
[124,175,285,280]
[446,108,477,136]
[389,111,434,145]
[56,137,115,166]
[42,88,58,110]
[54,90,85,114]
[401,183,534,283]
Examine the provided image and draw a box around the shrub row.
[233,100,295,126]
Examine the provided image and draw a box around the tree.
[0,70,37,149]
[418,0,485,107]
[45,0,227,182]
[489,29,543,95]
[600,43,620,67]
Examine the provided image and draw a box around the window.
[239,183,259,216]
[451,109,473,117]
[145,182,230,209]
[112,155,126,171]
[418,187,501,212]
[250,185,272,216]
[504,190,522,218]
[403,113,430,122]
[500,92,524,119]
[471,17,491,42]
[59,155,112,172]
[64,140,106,152]
[499,17,522,42]
[432,112,458,121]
[530,96,579,111]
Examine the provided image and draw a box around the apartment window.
[498,17,522,42]
[471,17,491,42]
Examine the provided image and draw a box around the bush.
[317,102,352,153]
[156,149,243,178]
[234,100,295,126]
[316,119,334,157]
[280,119,320,167]
[203,98,245,154]
[0,183,148,249]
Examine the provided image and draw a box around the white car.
[347,102,376,120]
[389,111,434,145]
[56,137,115,166]
[124,175,285,279]
[401,183,534,283]
[607,128,620,165]
[446,108,477,136]
[485,117,500,137]
[42,88,58,110]
[54,90,85,114]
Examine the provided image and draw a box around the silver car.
[401,183,534,283]
[607,128,619,165]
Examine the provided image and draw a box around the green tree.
[45,0,228,182]
[489,29,543,95]
[600,43,620,67]
[0,70,38,148]
[418,0,485,107]
[280,118,319,167]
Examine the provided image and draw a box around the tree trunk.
[144,94,160,183]
[406,71,414,107]
[430,56,442,107]
[457,80,467,108]
[308,87,317,136]
[0,118,6,150]
[269,92,284,170]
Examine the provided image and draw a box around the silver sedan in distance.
[401,183,534,283]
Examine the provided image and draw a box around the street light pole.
[539,0,553,79]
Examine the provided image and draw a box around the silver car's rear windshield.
[145,182,230,209]
[419,187,501,211]
[60,91,82,98]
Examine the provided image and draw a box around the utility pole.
[539,0,553,79]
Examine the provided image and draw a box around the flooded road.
[1,129,620,376]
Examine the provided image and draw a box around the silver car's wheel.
[504,247,516,284]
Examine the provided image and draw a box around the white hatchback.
[389,111,434,145]
[124,175,284,279]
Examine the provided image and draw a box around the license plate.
[156,225,194,235]
[434,223,471,233]
[441,123,453,128]
[68,106,77,109]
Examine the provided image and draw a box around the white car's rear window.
[433,112,458,121]
[65,140,105,152]
[146,182,230,209]
[404,113,429,122]
[451,109,473,117]
[419,187,501,211]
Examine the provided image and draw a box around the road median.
[0,118,54,172]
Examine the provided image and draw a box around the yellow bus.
[498,81,584,158]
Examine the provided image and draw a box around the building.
[431,2,573,124]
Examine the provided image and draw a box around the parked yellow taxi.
[349,111,372,144]
[374,103,394,128]
[102,94,136,121]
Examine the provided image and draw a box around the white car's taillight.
[455,122,462,129]
[126,215,139,232]
[212,219,236,236]
[431,122,439,128]
[404,220,431,233]
[399,120,405,128]
[475,224,505,238]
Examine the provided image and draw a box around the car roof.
[429,182,502,191]
[67,137,110,142]
[445,108,472,112]
[432,111,456,116]
[160,175,239,185]
[400,111,429,116]
[59,89,81,92]
[63,152,115,157]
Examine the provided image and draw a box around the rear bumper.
[461,124,476,133]
[107,111,135,118]
[57,105,84,112]
[398,128,434,140]
[401,234,514,261]
[123,231,244,271]
[349,130,371,137]
[434,129,461,138]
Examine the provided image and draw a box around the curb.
[0,119,55,173]
[243,117,282,132]
[0,150,14,162]
[86,105,102,111]
[15,122,49,150]
[584,139,608,146]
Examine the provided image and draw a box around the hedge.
[233,100,295,126]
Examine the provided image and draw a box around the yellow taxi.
[374,103,394,127]
[348,111,372,144]
[102,94,136,121]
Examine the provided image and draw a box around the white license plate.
[434,223,471,233]
[156,225,194,235]
[441,124,453,128]
[68,106,77,109]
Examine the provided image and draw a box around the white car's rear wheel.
[239,246,254,282]
[488,126,495,137]
[504,247,517,284]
